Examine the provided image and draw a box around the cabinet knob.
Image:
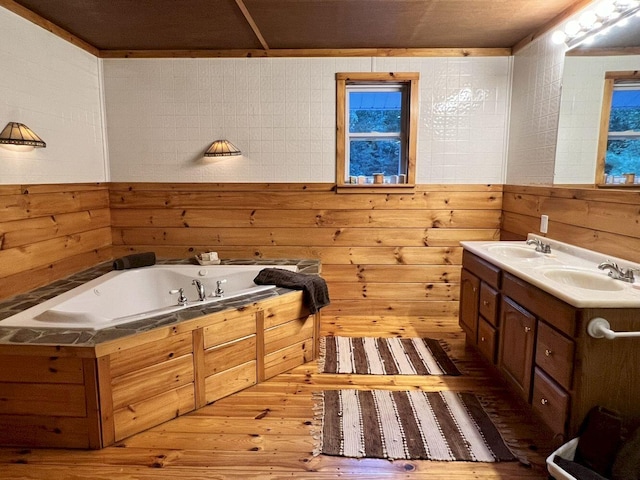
[524,326,531,333]
[473,287,477,292]
[481,336,486,342]
[545,349,553,357]
[482,300,489,306]
[540,398,549,405]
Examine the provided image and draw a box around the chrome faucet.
[526,238,551,253]
[215,279,227,297]
[598,261,636,283]
[192,279,206,301]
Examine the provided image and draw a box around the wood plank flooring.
[0,316,556,479]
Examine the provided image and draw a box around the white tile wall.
[0,4,550,187]
[104,56,512,184]
[555,55,640,184]
[506,34,566,185]
[0,9,106,184]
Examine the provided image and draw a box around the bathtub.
[0,264,297,331]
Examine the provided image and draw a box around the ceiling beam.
[98,47,512,59]
[234,0,270,51]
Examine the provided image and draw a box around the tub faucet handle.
[170,288,188,306]
[215,279,227,297]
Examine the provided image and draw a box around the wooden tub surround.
[0,259,321,449]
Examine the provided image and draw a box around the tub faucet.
[598,261,636,283]
[215,279,227,297]
[526,238,551,253]
[192,279,206,301]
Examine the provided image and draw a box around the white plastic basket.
[546,437,580,480]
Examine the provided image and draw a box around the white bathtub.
[0,264,297,331]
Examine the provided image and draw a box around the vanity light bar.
[551,0,640,49]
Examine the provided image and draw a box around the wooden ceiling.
[3,0,593,57]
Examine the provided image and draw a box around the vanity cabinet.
[460,246,640,441]
[459,251,578,440]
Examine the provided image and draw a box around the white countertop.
[461,235,640,308]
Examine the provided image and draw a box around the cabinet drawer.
[479,283,499,327]
[502,272,577,337]
[532,368,569,439]
[462,250,501,289]
[477,316,497,364]
[535,322,575,391]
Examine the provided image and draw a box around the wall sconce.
[0,122,46,152]
[551,0,640,49]
[205,139,241,157]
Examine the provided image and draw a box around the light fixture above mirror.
[0,122,46,152]
[552,0,640,50]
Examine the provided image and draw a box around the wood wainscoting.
[0,183,112,301]
[109,183,502,318]
[502,185,640,263]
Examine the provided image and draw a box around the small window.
[336,73,418,191]
[597,72,640,186]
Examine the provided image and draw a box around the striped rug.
[316,389,515,461]
[319,336,460,376]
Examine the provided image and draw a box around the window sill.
[597,183,640,189]
[335,184,416,194]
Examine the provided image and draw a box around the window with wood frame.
[336,72,418,192]
[597,71,640,186]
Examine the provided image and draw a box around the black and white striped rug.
[315,389,515,461]
[319,336,460,376]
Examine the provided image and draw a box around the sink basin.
[487,245,541,259]
[542,268,625,291]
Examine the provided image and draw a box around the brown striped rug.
[316,389,515,462]
[319,336,460,376]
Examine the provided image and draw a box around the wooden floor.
[0,316,557,479]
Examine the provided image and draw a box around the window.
[597,71,640,186]
[336,73,418,190]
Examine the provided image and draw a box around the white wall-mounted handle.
[587,317,640,340]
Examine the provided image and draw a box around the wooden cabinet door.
[459,269,480,344]
[498,297,536,402]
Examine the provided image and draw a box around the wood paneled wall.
[502,185,640,263]
[0,184,112,301]
[109,183,502,317]
[5,182,637,316]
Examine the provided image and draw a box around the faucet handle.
[621,267,637,282]
[170,288,188,305]
[215,279,227,296]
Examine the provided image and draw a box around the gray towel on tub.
[253,268,330,314]
[113,252,156,270]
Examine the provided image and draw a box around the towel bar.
[587,317,640,339]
